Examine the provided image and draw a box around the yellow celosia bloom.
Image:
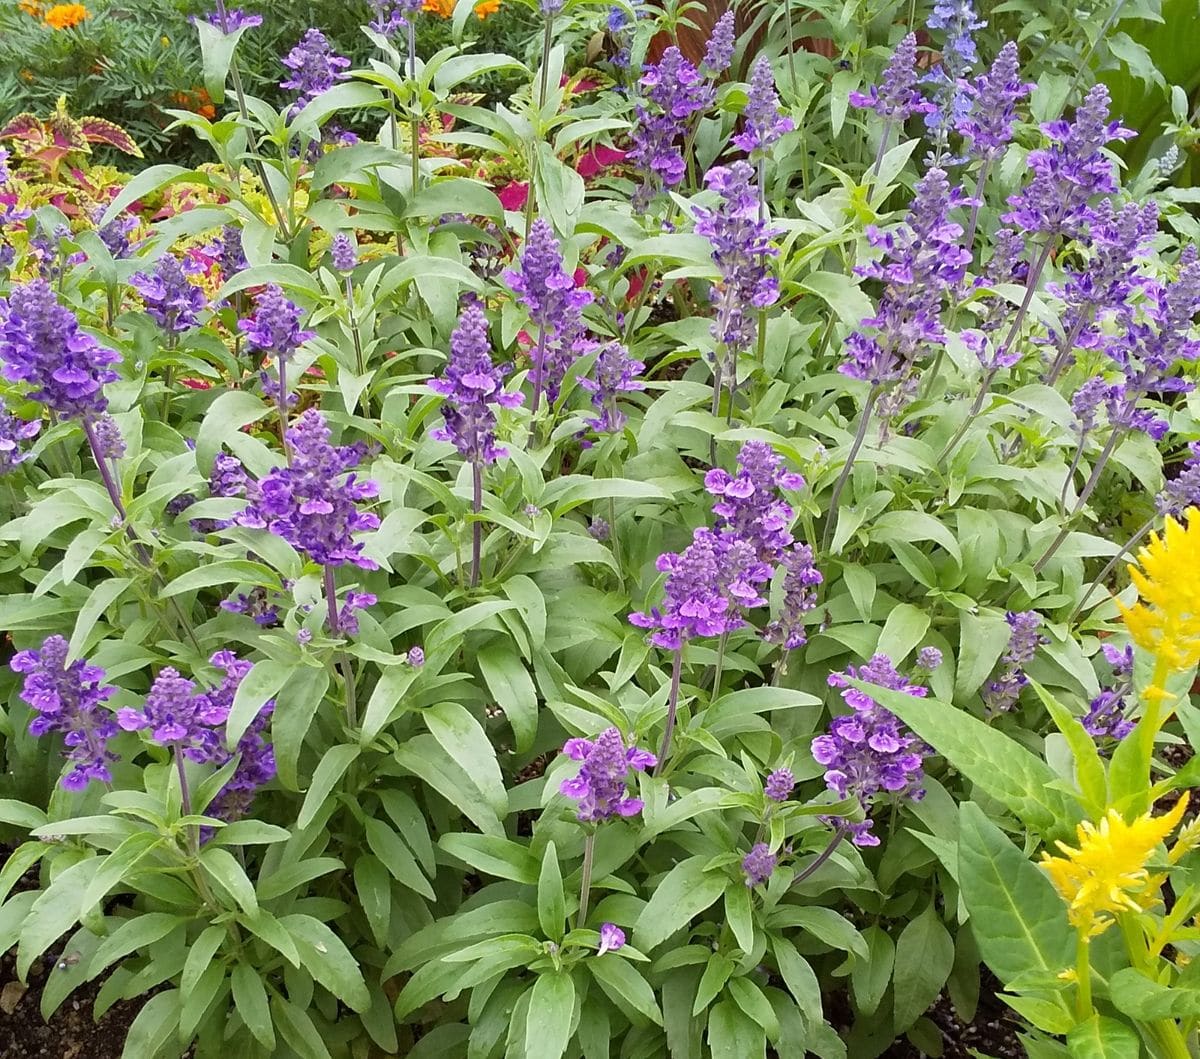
[1117,510,1200,674]
[43,2,89,28]
[1040,795,1189,936]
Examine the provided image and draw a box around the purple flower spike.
[281,30,351,117]
[705,441,804,563]
[764,767,795,802]
[11,635,118,791]
[849,33,936,124]
[923,1,986,144]
[957,41,1032,162]
[630,527,771,650]
[91,414,125,460]
[0,407,40,474]
[330,233,357,273]
[702,11,736,75]
[118,667,223,763]
[916,646,943,671]
[194,6,263,32]
[733,57,794,156]
[0,279,120,419]
[221,587,281,626]
[130,256,208,333]
[238,285,314,362]
[813,654,927,846]
[559,727,656,823]
[407,646,425,667]
[1159,442,1200,516]
[764,544,823,651]
[369,0,423,35]
[597,923,626,955]
[235,408,380,568]
[336,590,377,635]
[579,340,645,436]
[982,610,1046,713]
[430,301,524,466]
[742,843,777,886]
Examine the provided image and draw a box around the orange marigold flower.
[43,3,90,28]
[19,0,45,17]
[474,0,499,17]
[422,0,453,14]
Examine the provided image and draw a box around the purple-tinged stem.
[822,385,879,551]
[870,120,893,181]
[408,22,420,193]
[792,824,846,886]
[1069,515,1154,623]
[277,355,291,464]
[531,330,547,415]
[470,462,483,588]
[324,564,359,729]
[1044,312,1091,387]
[174,747,199,857]
[577,831,595,929]
[962,159,991,262]
[653,647,683,776]
[1034,428,1124,573]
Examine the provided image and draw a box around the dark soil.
[886,987,1025,1058]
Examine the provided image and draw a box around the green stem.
[470,462,483,588]
[653,647,683,776]
[577,831,595,929]
[1074,932,1093,1021]
[822,386,879,551]
[1070,516,1154,622]
[711,631,728,696]
[174,748,200,859]
[324,565,359,730]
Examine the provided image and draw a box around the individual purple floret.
[0,279,120,419]
[369,0,423,35]
[597,923,626,956]
[764,544,823,651]
[0,407,40,474]
[504,220,594,411]
[336,590,376,635]
[704,440,804,563]
[235,408,380,568]
[840,167,970,418]
[956,41,1032,163]
[764,767,795,802]
[812,654,927,847]
[239,285,314,360]
[850,33,936,125]
[330,234,356,273]
[117,667,223,763]
[130,256,207,333]
[1101,642,1134,676]
[629,527,771,650]
[559,726,656,823]
[90,413,125,460]
[221,587,282,626]
[281,30,351,117]
[1158,442,1200,516]
[579,340,645,436]
[430,300,524,465]
[694,162,781,359]
[1003,83,1134,243]
[916,646,943,671]
[193,6,263,31]
[982,610,1045,713]
[742,842,777,886]
[702,11,735,75]
[733,57,794,157]
[11,635,118,790]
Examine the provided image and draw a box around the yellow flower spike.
[1040,794,1190,937]
[1169,814,1200,865]
[1116,510,1200,674]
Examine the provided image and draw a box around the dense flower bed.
[0,0,1199,1056]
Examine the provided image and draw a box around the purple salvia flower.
[812,654,927,847]
[702,11,736,75]
[210,452,249,500]
[764,544,823,651]
[0,280,119,419]
[1071,375,1109,437]
[1003,84,1134,242]
[916,646,943,670]
[629,527,771,650]
[923,0,986,146]
[407,646,425,667]
[0,407,40,473]
[430,301,524,466]
[982,610,1045,713]
[588,517,610,542]
[281,30,351,117]
[579,340,645,436]
[239,285,315,360]
[694,162,781,357]
[558,726,656,822]
[849,33,936,124]
[1082,645,1135,745]
[956,41,1032,162]
[336,591,376,635]
[130,256,208,333]
[704,440,804,563]
[92,207,138,260]
[742,843,777,886]
[221,587,282,626]
[597,923,626,955]
[1101,642,1134,676]
[330,233,357,273]
[369,0,423,34]
[11,635,118,790]
[91,413,125,460]
[733,57,794,156]
[1158,442,1200,516]
[215,225,248,280]
[764,767,795,802]
[206,698,275,830]
[194,6,263,31]
[117,667,223,763]
[235,408,380,568]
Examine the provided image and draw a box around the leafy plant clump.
[0,1,1200,1058]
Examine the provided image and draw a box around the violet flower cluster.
[0,406,40,474]
[239,284,314,361]
[742,843,777,887]
[694,162,781,358]
[733,57,793,157]
[982,610,1045,713]
[628,47,715,208]
[130,255,208,333]
[235,408,380,568]
[812,654,928,846]
[194,6,262,31]
[704,440,804,562]
[849,33,935,126]
[0,279,120,419]
[12,635,118,791]
[369,0,423,34]
[330,233,357,273]
[579,340,645,437]
[559,727,656,823]
[430,300,523,466]
[956,41,1032,164]
[1082,643,1134,744]
[764,767,795,802]
[841,167,970,417]
[94,208,139,260]
[222,586,283,627]
[281,30,351,118]
[923,0,986,149]
[702,11,735,75]
[1158,442,1200,516]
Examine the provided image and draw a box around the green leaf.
[1030,679,1107,818]
[227,659,292,747]
[195,20,251,104]
[770,907,868,961]
[800,271,873,326]
[634,857,727,951]
[1066,1015,1140,1059]
[68,578,132,657]
[1109,967,1200,1020]
[589,955,663,1026]
[238,908,301,967]
[892,903,954,1032]
[439,833,539,883]
[394,735,502,836]
[201,846,259,914]
[850,925,894,1017]
[478,645,539,753]
[422,701,508,818]
[0,799,47,829]
[525,972,576,1059]
[18,858,100,979]
[957,803,1074,1002]
[100,166,188,227]
[232,962,275,1049]
[354,855,392,947]
[537,842,565,943]
[297,744,360,830]
[181,925,225,995]
[274,668,331,791]
[87,913,184,980]
[120,990,181,1058]
[707,998,767,1059]
[724,884,753,956]
[727,977,779,1041]
[179,958,225,1042]
[693,953,736,1015]
[772,939,823,1022]
[365,817,435,899]
[272,995,333,1059]
[280,914,371,1012]
[852,680,1078,835]
[876,604,931,665]
[195,391,270,479]
[434,53,527,93]
[407,178,504,223]
[955,611,1012,701]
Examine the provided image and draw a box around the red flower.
[496,181,529,211]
